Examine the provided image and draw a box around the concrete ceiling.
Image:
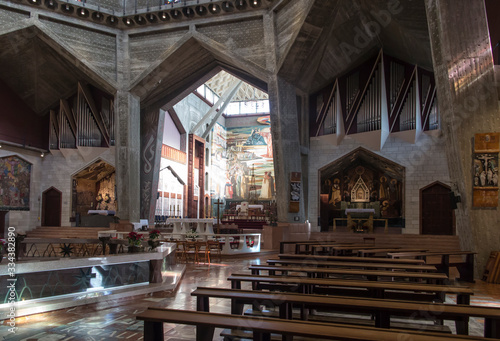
[0,26,113,115]
[0,0,433,116]
[279,0,432,93]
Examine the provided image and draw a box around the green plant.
[127,231,144,246]
[185,229,198,240]
[149,229,161,240]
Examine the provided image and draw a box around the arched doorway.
[42,187,62,227]
[420,182,455,235]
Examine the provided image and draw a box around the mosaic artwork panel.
[0,155,31,211]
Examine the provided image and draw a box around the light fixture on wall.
[40,152,45,158]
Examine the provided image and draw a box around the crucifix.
[214,198,225,234]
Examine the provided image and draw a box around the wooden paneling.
[161,144,187,164]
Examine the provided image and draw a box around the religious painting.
[289,172,301,213]
[211,123,228,201]
[473,154,498,188]
[0,155,31,211]
[473,133,499,208]
[224,118,274,201]
[319,148,405,231]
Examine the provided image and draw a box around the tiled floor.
[1,252,500,340]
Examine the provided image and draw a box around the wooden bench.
[248,265,448,284]
[358,248,430,257]
[278,253,427,264]
[267,259,438,272]
[388,251,477,283]
[228,274,473,304]
[191,287,500,337]
[136,307,491,341]
[311,244,388,256]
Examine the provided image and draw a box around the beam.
[201,80,242,140]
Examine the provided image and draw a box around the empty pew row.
[136,308,495,341]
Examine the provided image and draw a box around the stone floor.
[1,252,500,340]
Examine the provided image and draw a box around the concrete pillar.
[268,75,305,223]
[140,108,165,223]
[425,0,500,276]
[115,91,141,222]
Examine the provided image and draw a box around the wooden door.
[42,187,62,227]
[420,182,454,235]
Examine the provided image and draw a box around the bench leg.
[231,299,245,315]
[197,326,215,341]
[455,317,469,335]
[457,254,475,283]
[144,321,164,341]
[279,303,292,319]
[253,331,271,341]
[485,318,500,338]
[197,296,209,312]
[456,294,470,305]
[375,312,390,328]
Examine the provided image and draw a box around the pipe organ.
[49,82,114,150]
[312,50,438,140]
[356,65,382,133]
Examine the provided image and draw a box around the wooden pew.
[388,251,477,283]
[311,244,388,256]
[191,287,500,337]
[228,274,474,304]
[279,240,338,254]
[136,307,491,341]
[358,248,430,257]
[278,253,426,264]
[248,265,448,284]
[267,259,438,272]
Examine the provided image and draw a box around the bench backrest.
[191,287,500,319]
[248,265,447,280]
[228,274,473,294]
[278,253,426,264]
[136,308,487,341]
[266,259,437,271]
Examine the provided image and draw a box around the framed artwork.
[0,156,31,211]
[289,172,301,213]
[473,133,499,208]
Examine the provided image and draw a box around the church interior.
[2,0,500,339]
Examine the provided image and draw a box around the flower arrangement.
[185,229,198,240]
[149,229,161,240]
[127,231,144,246]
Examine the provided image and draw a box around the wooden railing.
[161,144,187,164]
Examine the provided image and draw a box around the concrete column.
[115,91,141,222]
[268,75,305,223]
[140,108,165,223]
[425,0,500,276]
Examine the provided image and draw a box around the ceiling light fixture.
[40,152,45,158]
[80,8,85,15]
[126,18,131,24]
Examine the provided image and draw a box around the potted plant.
[148,229,161,250]
[185,229,198,241]
[127,231,144,252]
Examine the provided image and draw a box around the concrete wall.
[1,146,115,234]
[308,132,451,234]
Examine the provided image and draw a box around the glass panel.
[241,101,257,114]
[225,102,240,115]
